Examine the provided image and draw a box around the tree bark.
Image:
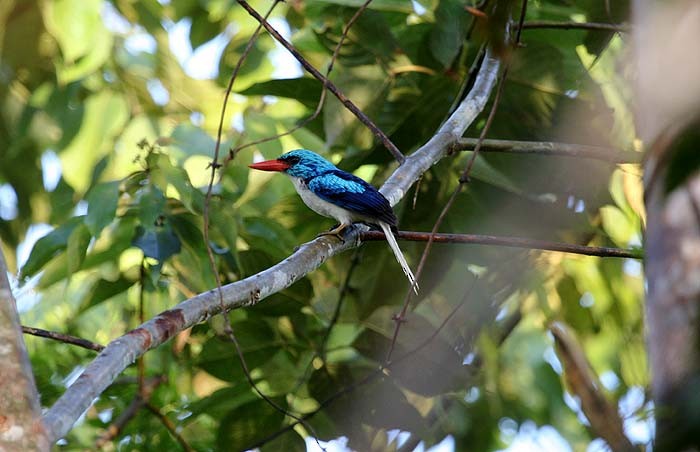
[635,1,700,449]
[0,246,49,451]
[645,124,700,451]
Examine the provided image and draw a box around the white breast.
[289,176,356,225]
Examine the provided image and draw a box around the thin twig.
[236,0,405,163]
[144,402,194,452]
[229,0,374,159]
[360,230,641,258]
[21,326,104,352]
[95,396,145,447]
[521,20,629,32]
[457,138,642,163]
[138,259,146,397]
[95,376,165,448]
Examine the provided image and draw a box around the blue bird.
[249,149,418,292]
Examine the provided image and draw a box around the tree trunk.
[636,1,700,449]
[0,247,49,451]
[646,158,700,450]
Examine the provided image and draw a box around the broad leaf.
[85,181,120,236]
[20,217,84,279]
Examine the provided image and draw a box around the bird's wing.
[307,170,397,226]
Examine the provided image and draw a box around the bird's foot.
[316,223,351,243]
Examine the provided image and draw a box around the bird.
[249,149,418,293]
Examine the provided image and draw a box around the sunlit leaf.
[80,276,136,311]
[66,222,91,273]
[240,78,322,109]
[20,217,84,279]
[85,181,120,236]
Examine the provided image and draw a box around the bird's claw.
[316,223,350,243]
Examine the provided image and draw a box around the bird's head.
[248,149,336,178]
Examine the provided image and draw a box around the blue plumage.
[309,170,397,227]
[249,149,417,292]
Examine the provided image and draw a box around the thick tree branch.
[380,52,500,205]
[360,230,641,258]
[42,49,501,442]
[0,248,49,451]
[457,138,642,163]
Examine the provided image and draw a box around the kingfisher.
[249,149,418,293]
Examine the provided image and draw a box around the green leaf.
[57,25,113,84]
[217,399,286,451]
[239,217,296,260]
[37,218,138,288]
[168,123,216,162]
[601,205,634,247]
[20,217,84,279]
[429,0,468,68]
[131,224,182,261]
[58,91,129,190]
[49,178,77,224]
[186,386,259,421]
[197,320,279,382]
[85,181,120,236]
[148,152,203,213]
[80,276,135,311]
[66,222,91,273]
[136,185,166,228]
[190,14,222,49]
[240,78,322,109]
[221,164,249,200]
[260,428,306,452]
[44,0,107,63]
[469,155,526,197]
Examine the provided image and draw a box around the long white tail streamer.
[379,222,419,294]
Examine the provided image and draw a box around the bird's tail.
[379,222,419,294]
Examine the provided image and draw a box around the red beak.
[248,159,290,172]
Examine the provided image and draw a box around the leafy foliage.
[1,0,646,450]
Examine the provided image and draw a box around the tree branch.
[144,402,194,452]
[550,322,636,452]
[41,48,501,442]
[0,248,49,450]
[360,230,642,258]
[457,138,642,163]
[21,326,104,352]
[94,376,165,448]
[521,20,629,32]
[236,0,405,163]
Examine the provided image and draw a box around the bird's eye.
[283,155,300,165]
